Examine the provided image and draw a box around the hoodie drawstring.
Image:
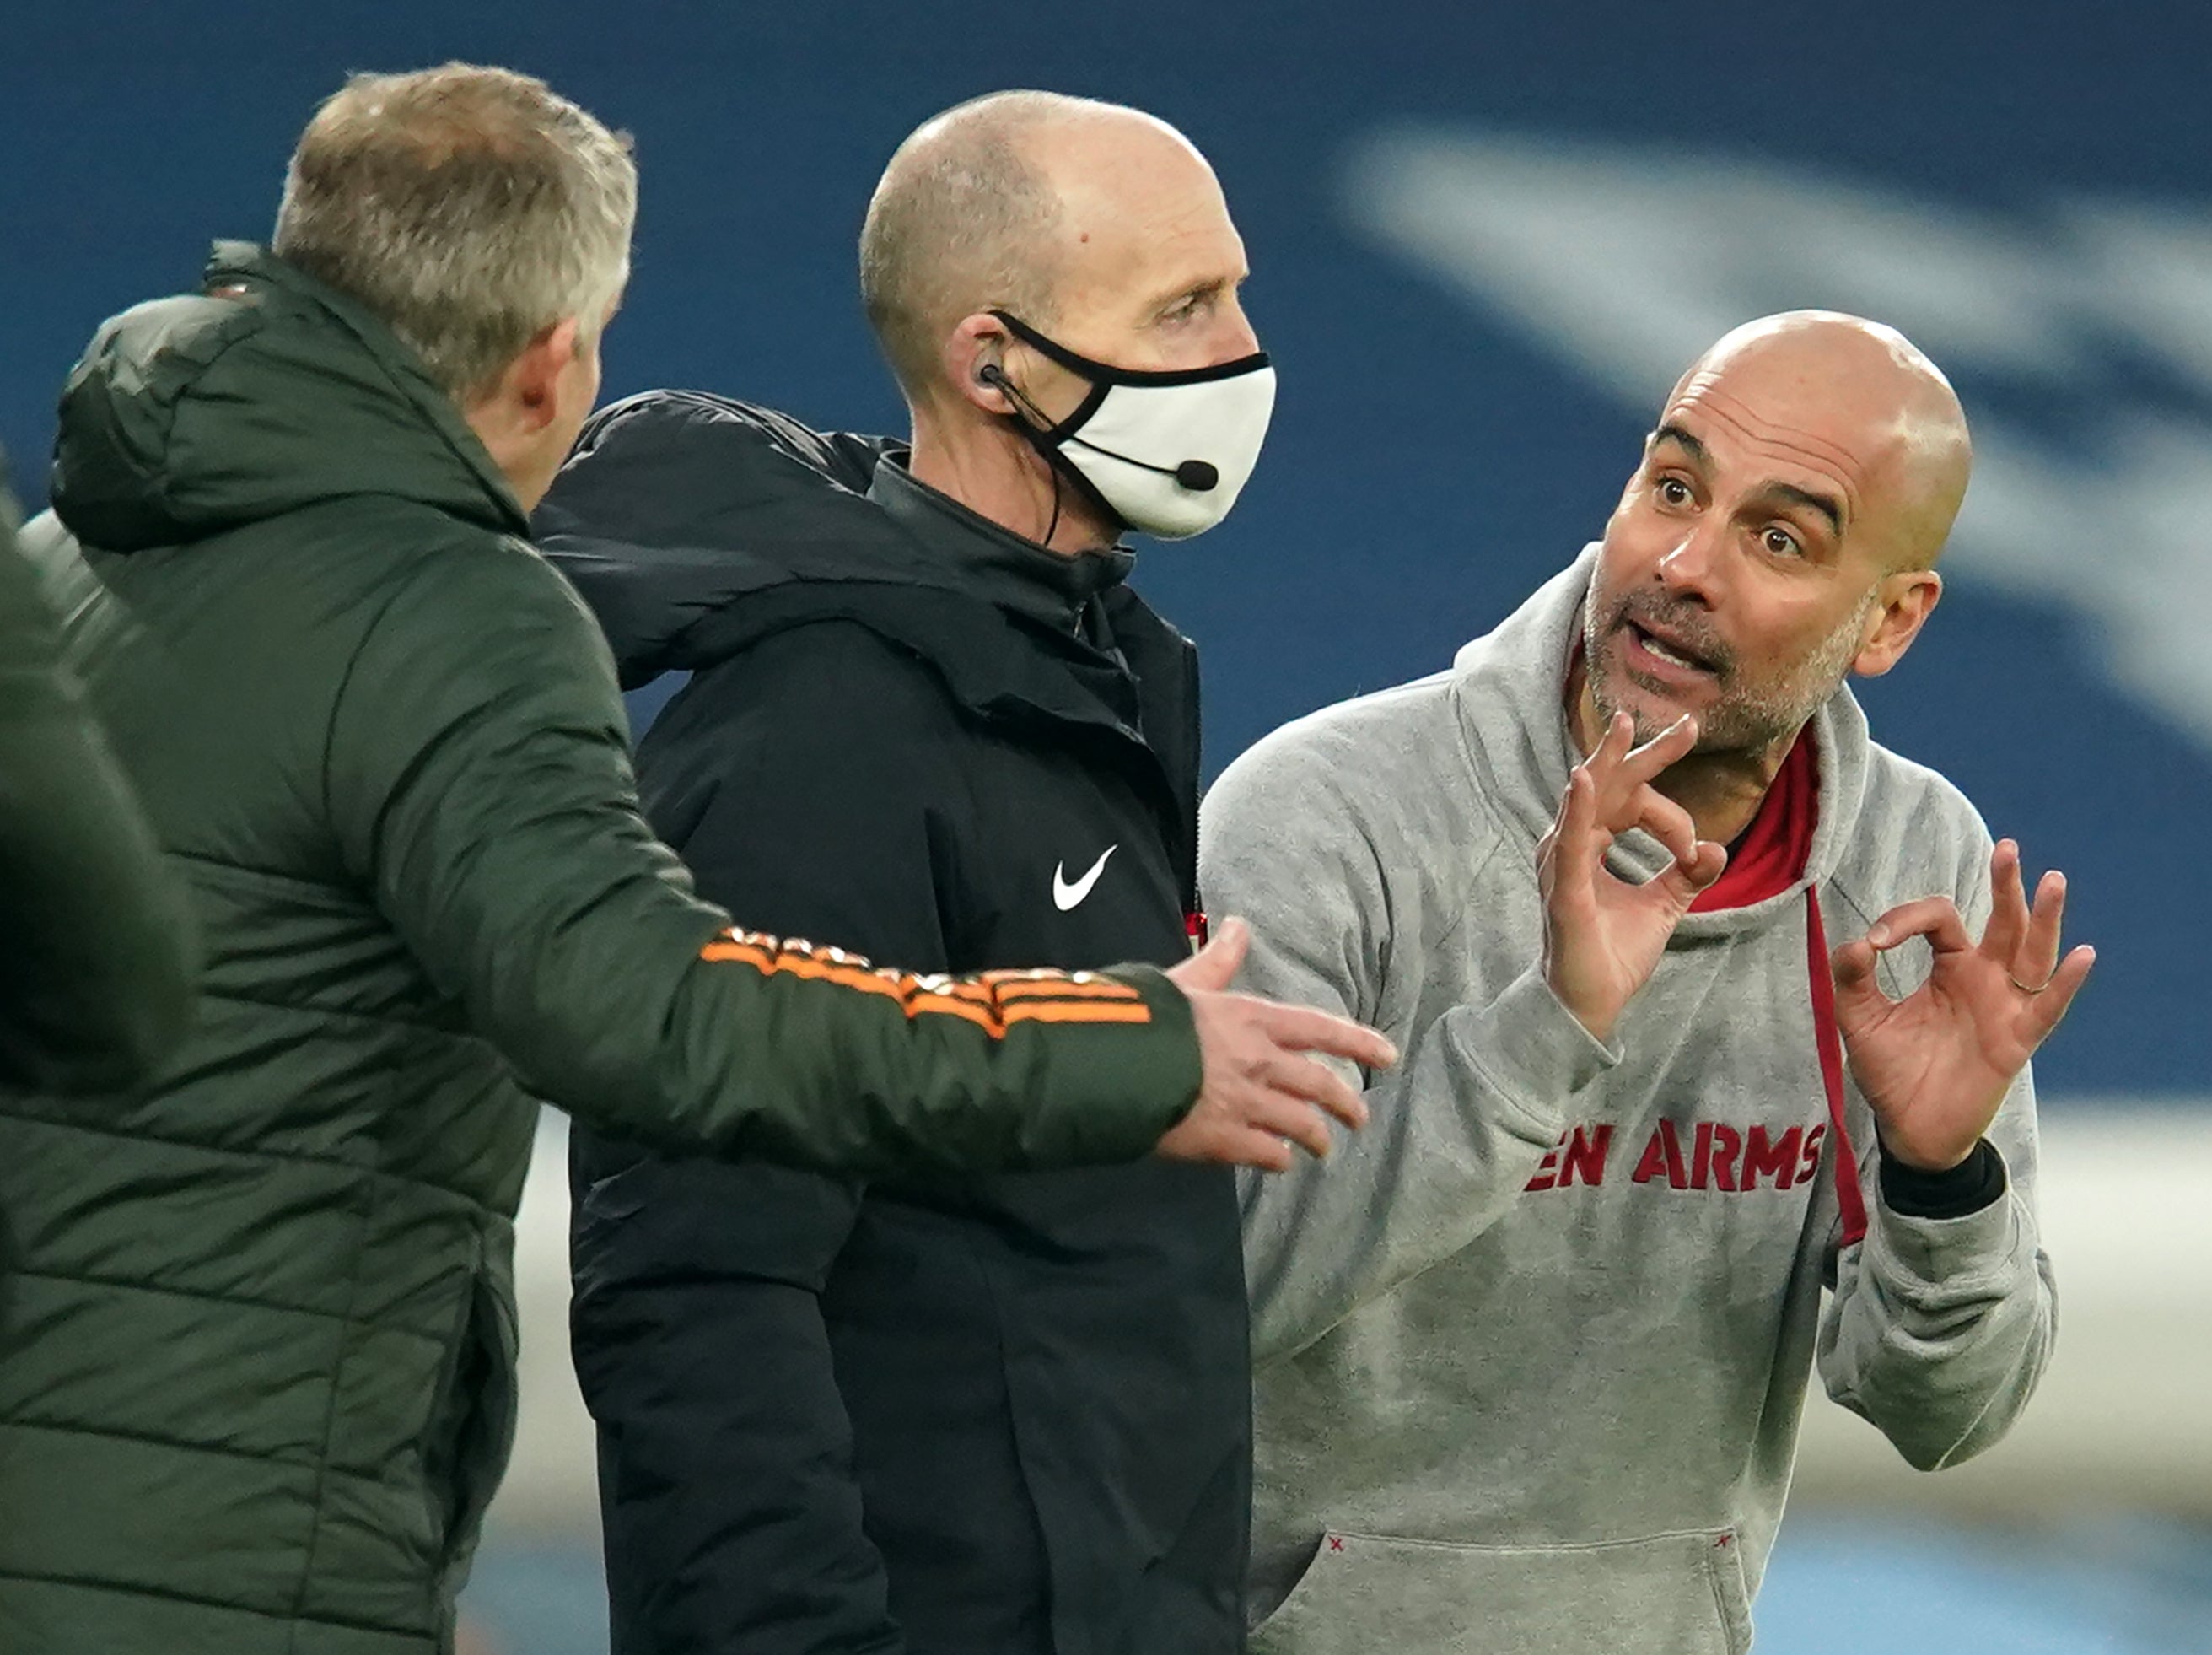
[1805,887,1870,1249]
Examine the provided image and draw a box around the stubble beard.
[1584,587,1873,757]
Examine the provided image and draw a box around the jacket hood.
[51,242,525,553]
[537,391,1000,687]
[538,390,1196,765]
[1448,542,1875,935]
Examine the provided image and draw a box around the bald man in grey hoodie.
[1203,313,2094,1655]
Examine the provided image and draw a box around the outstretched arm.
[327,541,1386,1178]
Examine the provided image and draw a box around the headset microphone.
[981,364,1219,492]
[1062,434,1219,493]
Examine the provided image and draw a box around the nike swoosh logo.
[1052,845,1118,911]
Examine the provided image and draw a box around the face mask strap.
[989,309,1099,379]
[985,359,1076,546]
[992,353,1111,445]
[988,308,1271,389]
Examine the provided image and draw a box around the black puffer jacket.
[545,392,1249,1655]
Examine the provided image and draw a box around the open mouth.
[1623,618,1720,677]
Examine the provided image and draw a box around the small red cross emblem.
[1327,1536,1344,1552]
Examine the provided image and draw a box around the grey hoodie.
[1202,548,2054,1655]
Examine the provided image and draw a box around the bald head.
[1581,310,1970,763]
[1670,310,1973,571]
[858,91,1228,401]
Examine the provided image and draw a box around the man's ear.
[504,317,585,432]
[944,312,1018,417]
[1852,568,1943,678]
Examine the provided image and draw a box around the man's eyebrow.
[1652,423,1846,536]
[1763,482,1845,537]
[1145,273,1231,314]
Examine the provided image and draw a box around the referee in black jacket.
[543,92,1285,1655]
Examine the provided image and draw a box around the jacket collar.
[866,454,1136,634]
[209,243,526,537]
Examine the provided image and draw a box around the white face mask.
[989,310,1277,541]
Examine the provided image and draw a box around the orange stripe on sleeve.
[697,930,1151,1035]
[700,941,778,969]
[905,992,1005,1032]
[993,979,1144,1002]
[1003,1001,1154,1026]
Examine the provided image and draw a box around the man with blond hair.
[0,67,1385,1655]
[543,89,1282,1655]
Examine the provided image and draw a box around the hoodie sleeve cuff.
[1865,1139,2021,1291]
[1450,964,1623,1130]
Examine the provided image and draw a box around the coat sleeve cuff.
[1099,962,1205,1128]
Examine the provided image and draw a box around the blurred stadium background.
[7,2,2209,1649]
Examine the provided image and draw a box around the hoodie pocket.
[1253,1527,1753,1655]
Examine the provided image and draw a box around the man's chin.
[1602,672,1711,743]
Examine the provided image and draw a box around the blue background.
[10,8,2210,1652]
[5,0,2205,1097]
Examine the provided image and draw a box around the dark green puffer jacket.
[0,244,1201,1655]
[0,472,196,1092]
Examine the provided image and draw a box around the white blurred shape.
[1345,126,2212,749]
[1795,1108,2212,1519]
[491,1110,598,1532]
[2064,200,2212,396]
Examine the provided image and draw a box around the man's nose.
[1215,294,1261,362]
[1655,523,1722,603]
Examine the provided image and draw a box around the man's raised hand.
[1540,712,1729,1044]
[1832,838,2094,1173]
[1154,918,1397,1173]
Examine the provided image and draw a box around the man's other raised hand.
[1832,838,2095,1173]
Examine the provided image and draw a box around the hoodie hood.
[1448,542,1875,934]
[51,242,524,553]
